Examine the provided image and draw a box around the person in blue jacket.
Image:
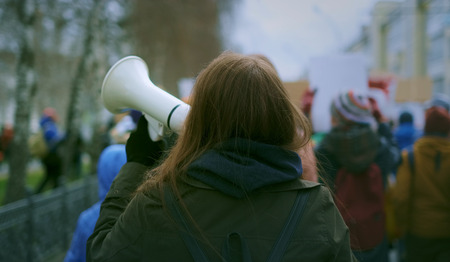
[64,144,127,262]
[393,111,422,150]
[35,107,64,193]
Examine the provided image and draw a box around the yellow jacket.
[393,136,450,238]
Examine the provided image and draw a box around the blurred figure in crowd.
[315,90,400,262]
[394,111,422,150]
[296,88,318,182]
[109,110,140,144]
[69,132,85,179]
[86,110,141,176]
[393,96,450,262]
[299,88,317,121]
[64,144,127,262]
[0,123,14,163]
[87,52,356,261]
[298,87,326,149]
[35,107,63,194]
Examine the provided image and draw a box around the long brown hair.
[138,51,312,193]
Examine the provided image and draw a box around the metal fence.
[0,176,98,262]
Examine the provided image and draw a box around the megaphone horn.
[101,56,190,140]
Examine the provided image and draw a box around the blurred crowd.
[307,90,450,262]
[1,52,448,262]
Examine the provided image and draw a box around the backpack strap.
[407,149,414,175]
[164,185,210,262]
[266,190,311,262]
[406,148,415,233]
[164,185,311,262]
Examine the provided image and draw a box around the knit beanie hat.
[423,95,450,135]
[330,90,374,126]
[424,102,450,135]
[425,95,450,111]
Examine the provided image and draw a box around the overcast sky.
[223,0,385,81]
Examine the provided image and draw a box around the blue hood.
[187,138,303,198]
[97,144,127,201]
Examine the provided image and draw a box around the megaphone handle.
[144,114,165,142]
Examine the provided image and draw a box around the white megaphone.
[101,56,191,141]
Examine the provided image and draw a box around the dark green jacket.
[87,162,357,262]
[315,123,400,190]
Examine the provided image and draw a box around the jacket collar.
[181,174,320,193]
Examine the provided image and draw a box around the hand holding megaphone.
[101,56,190,141]
[144,114,165,141]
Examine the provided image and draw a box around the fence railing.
[0,176,98,262]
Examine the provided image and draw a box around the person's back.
[140,180,347,261]
[404,137,450,237]
[393,97,450,262]
[97,138,351,261]
[87,52,356,261]
[316,91,399,189]
[64,144,126,262]
[315,90,400,262]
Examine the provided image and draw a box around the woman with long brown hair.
[87,52,356,261]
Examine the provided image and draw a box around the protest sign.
[309,55,368,132]
[283,81,310,106]
[395,77,432,103]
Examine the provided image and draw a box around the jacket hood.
[187,138,302,198]
[97,144,127,201]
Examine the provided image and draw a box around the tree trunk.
[62,0,102,179]
[3,0,37,204]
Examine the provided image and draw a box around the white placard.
[308,55,368,132]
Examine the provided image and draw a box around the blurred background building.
[346,0,450,96]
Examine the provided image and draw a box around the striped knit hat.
[331,90,374,126]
